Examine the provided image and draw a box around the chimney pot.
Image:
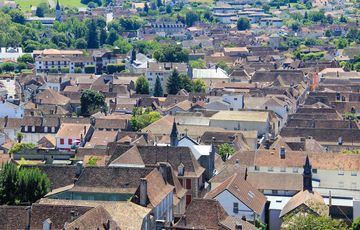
[140,178,147,206]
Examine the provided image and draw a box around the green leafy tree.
[144,3,149,13]
[8,9,25,24]
[135,76,150,94]
[185,11,199,26]
[0,163,18,205]
[192,79,206,93]
[218,143,235,161]
[9,143,36,156]
[217,61,230,72]
[80,89,107,116]
[106,64,125,74]
[179,74,193,92]
[167,69,181,95]
[282,213,348,230]
[237,17,250,31]
[189,59,206,69]
[353,216,360,230]
[154,44,189,62]
[86,19,99,49]
[1,62,16,72]
[35,3,49,17]
[165,5,172,14]
[16,132,23,143]
[130,110,161,131]
[336,38,348,49]
[154,76,163,97]
[75,38,87,49]
[17,54,34,64]
[84,65,96,74]
[106,28,119,45]
[291,21,301,32]
[113,37,132,54]
[17,167,50,204]
[100,28,107,46]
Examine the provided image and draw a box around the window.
[280,167,286,172]
[268,167,274,172]
[68,139,72,145]
[60,138,64,145]
[254,166,260,171]
[186,179,192,189]
[312,168,317,174]
[351,172,358,176]
[233,202,239,213]
[338,170,344,175]
[44,127,48,133]
[186,195,192,205]
[352,182,357,190]
[293,167,299,173]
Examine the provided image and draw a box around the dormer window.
[178,164,184,176]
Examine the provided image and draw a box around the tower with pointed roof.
[170,119,178,147]
[55,0,62,21]
[303,155,313,192]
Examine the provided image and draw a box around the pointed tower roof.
[170,118,179,147]
[303,155,313,192]
[56,0,61,10]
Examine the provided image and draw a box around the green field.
[15,0,85,11]
[189,0,213,3]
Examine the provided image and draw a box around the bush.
[48,68,58,73]
[74,67,83,73]
[107,64,125,74]
[60,67,69,73]
[237,17,250,31]
[84,65,96,74]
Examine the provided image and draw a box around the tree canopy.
[135,76,150,95]
[282,213,348,230]
[218,143,236,161]
[154,44,189,62]
[130,108,161,131]
[237,17,250,31]
[80,89,106,116]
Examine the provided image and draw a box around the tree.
[326,14,334,24]
[165,4,172,14]
[0,163,50,205]
[282,213,348,230]
[8,9,25,24]
[16,132,23,143]
[17,167,50,204]
[135,76,150,94]
[218,143,235,161]
[0,163,18,205]
[80,89,106,116]
[130,109,161,131]
[75,38,87,49]
[192,79,206,93]
[106,64,125,74]
[86,19,99,49]
[339,14,348,23]
[100,28,107,46]
[353,216,360,230]
[185,11,199,27]
[237,17,250,31]
[217,61,229,72]
[167,69,181,95]
[84,65,96,74]
[291,21,301,32]
[154,76,163,97]
[9,143,36,156]
[144,3,149,13]
[179,74,193,92]
[106,28,119,45]
[17,54,34,64]
[336,38,348,49]
[1,62,16,72]
[189,59,206,69]
[35,3,49,17]
[153,44,189,62]
[113,37,132,54]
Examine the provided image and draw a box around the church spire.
[170,118,178,147]
[303,155,313,192]
[56,0,62,21]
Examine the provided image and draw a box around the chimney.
[25,206,31,230]
[158,162,171,184]
[83,126,87,136]
[35,103,38,109]
[279,146,286,159]
[140,178,147,206]
[235,224,243,230]
[156,220,166,230]
[244,167,248,181]
[4,115,8,127]
[42,218,52,230]
[75,161,83,178]
[338,136,343,145]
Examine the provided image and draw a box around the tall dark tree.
[86,19,99,49]
[100,28,107,46]
[185,11,199,27]
[135,76,150,95]
[154,76,163,97]
[237,17,250,31]
[80,89,106,116]
[106,28,118,45]
[167,69,181,95]
[0,163,18,205]
[144,2,149,13]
